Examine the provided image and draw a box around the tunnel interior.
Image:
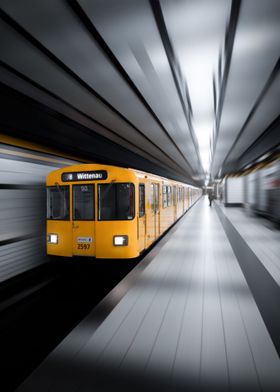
[0,1,280,391]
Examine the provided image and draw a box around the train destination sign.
[61,170,107,182]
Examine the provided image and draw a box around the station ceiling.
[0,0,279,185]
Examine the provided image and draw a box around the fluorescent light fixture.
[256,152,270,163]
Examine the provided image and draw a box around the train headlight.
[113,235,128,246]
[48,233,58,244]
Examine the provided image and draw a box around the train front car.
[46,164,138,259]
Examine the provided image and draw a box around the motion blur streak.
[0,145,77,282]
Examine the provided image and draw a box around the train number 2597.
[77,244,90,250]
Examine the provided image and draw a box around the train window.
[151,184,155,212]
[151,184,159,213]
[98,183,135,221]
[154,184,159,212]
[162,185,167,208]
[139,184,145,217]
[179,187,183,201]
[167,186,172,206]
[73,185,94,220]
[173,186,177,205]
[47,186,70,220]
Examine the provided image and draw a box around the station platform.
[218,203,280,286]
[17,197,280,392]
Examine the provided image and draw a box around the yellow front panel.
[72,221,95,256]
[47,220,72,257]
[95,221,138,258]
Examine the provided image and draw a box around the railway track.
[0,258,137,392]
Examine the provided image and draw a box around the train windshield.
[47,186,70,220]
[73,184,94,220]
[98,183,135,220]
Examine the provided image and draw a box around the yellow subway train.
[46,164,201,259]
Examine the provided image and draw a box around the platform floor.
[219,203,280,286]
[17,197,280,392]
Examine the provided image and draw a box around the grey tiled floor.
[219,203,280,286]
[18,197,280,392]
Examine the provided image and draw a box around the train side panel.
[136,176,201,254]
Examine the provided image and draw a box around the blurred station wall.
[0,137,79,282]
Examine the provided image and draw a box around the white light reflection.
[161,0,230,175]
[180,40,221,174]
[192,120,212,173]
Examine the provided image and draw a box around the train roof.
[47,163,200,189]
[131,168,199,189]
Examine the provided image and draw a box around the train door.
[173,185,177,220]
[146,183,155,245]
[153,183,160,238]
[138,184,146,251]
[72,184,95,256]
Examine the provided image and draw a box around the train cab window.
[139,184,145,217]
[73,185,94,220]
[98,183,135,220]
[47,186,70,220]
